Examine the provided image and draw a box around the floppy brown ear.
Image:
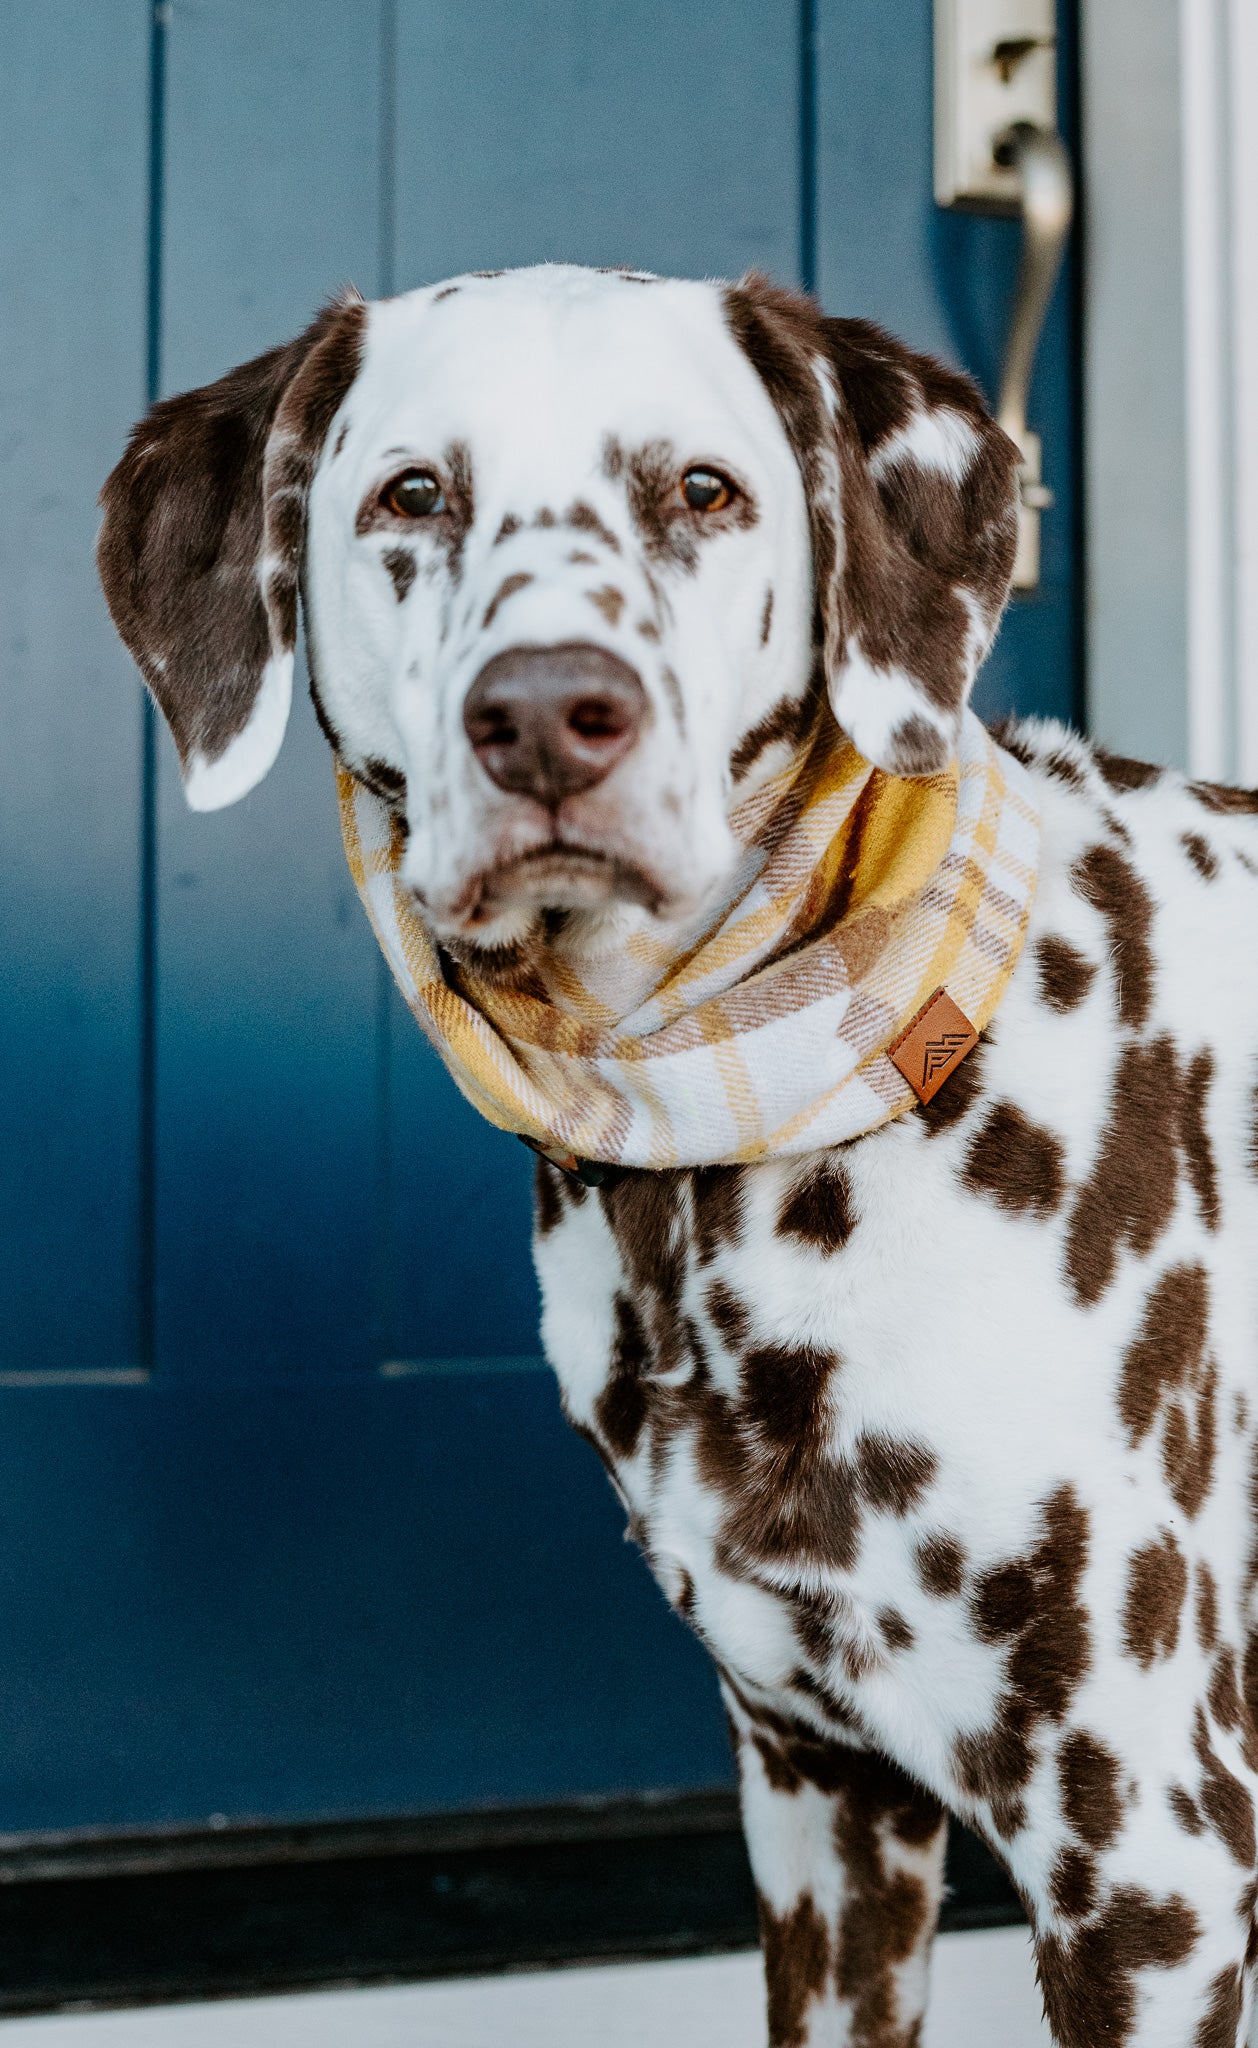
[725,274,1019,776]
[97,289,366,810]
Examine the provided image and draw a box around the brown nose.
[463,642,647,805]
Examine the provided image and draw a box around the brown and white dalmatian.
[98,265,1258,2046]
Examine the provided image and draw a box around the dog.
[98,264,1258,2047]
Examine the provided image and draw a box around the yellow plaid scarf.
[338,708,1039,1168]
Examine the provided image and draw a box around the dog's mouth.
[437,843,669,933]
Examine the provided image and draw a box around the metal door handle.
[993,122,1074,590]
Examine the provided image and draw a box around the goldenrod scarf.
[338,709,1039,1168]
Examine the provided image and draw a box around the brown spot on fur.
[886,714,952,777]
[1123,1531,1188,1666]
[567,549,596,566]
[759,1892,830,2047]
[1036,1887,1199,2048]
[534,1157,564,1236]
[741,1345,836,1457]
[962,1490,1089,1843]
[1182,831,1221,880]
[636,616,661,641]
[1036,935,1097,1013]
[1197,1564,1220,1653]
[854,1436,937,1515]
[1118,1261,1209,1433]
[1207,1646,1245,1733]
[1071,843,1155,1030]
[1041,744,1086,788]
[706,1280,750,1351]
[707,1359,865,1578]
[359,755,405,807]
[1117,1263,1218,1516]
[660,665,685,727]
[1196,1968,1244,2048]
[332,418,351,457]
[691,1166,745,1263]
[1095,747,1162,792]
[594,1292,650,1458]
[1189,778,1258,814]
[432,284,460,302]
[959,1488,1091,1819]
[1169,1783,1206,1834]
[381,546,418,603]
[1163,1363,1219,1518]
[916,1031,987,1135]
[831,1749,946,2045]
[1193,1707,1257,1865]
[482,569,533,628]
[565,499,621,552]
[730,690,819,782]
[1050,1848,1097,1920]
[879,1606,913,1651]
[760,587,774,645]
[778,1160,856,1254]
[917,1534,966,1598]
[1064,1037,1181,1306]
[1179,1050,1220,1229]
[1059,1729,1123,1848]
[590,585,631,622]
[494,513,521,544]
[963,1102,1066,1217]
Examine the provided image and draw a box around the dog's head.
[99,266,1018,958]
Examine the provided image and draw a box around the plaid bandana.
[338,709,1039,1169]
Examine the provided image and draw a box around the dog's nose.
[463,642,647,804]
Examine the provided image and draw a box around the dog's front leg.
[725,1680,948,2047]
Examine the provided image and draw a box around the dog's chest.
[529,737,1258,1786]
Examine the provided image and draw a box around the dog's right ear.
[97,289,366,810]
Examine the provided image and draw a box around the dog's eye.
[383,470,445,518]
[680,466,735,513]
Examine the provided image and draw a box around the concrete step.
[0,1927,1051,2046]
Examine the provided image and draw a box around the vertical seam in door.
[375,0,398,1362]
[138,1,168,1376]
[378,0,397,299]
[798,0,818,295]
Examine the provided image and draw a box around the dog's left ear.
[725,274,1019,776]
[97,288,366,810]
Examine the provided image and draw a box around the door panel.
[0,5,150,1378]
[393,1,800,284]
[155,1,387,1382]
[0,1,1080,1834]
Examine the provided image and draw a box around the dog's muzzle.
[462,641,647,806]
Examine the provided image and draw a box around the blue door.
[0,1,1077,1834]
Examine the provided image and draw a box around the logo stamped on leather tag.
[888,988,979,1106]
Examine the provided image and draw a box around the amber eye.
[383,469,445,518]
[680,466,735,512]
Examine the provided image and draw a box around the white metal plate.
[935,0,1057,210]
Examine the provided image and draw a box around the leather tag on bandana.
[888,988,979,1105]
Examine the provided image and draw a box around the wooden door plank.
[0,1377,728,1830]
[155,1,387,1380]
[393,0,799,289]
[0,5,149,1373]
